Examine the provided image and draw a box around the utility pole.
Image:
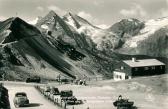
[1,71,5,82]
[58,74,61,84]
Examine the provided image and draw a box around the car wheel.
[27,100,29,104]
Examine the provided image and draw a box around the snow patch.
[128,19,133,22]
[28,18,39,25]
[41,24,49,30]
[65,15,77,29]
[124,17,168,48]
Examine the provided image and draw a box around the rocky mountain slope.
[119,17,168,58]
[35,11,119,78]
[0,10,167,80]
[0,11,119,81]
[0,17,81,80]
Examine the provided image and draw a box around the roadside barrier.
[34,85,83,109]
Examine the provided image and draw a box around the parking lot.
[4,82,61,109]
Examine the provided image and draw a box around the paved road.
[3,82,60,109]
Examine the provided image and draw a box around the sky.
[0,0,168,28]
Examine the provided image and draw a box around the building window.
[121,66,124,70]
[160,66,163,69]
[134,68,138,71]
[115,75,118,79]
[144,67,149,70]
[152,66,155,70]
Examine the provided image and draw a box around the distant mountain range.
[0,10,167,80]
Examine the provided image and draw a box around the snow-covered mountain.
[118,17,168,58]
[0,17,82,80]
[0,11,120,80]
[28,17,42,25]
[35,11,118,79]
[63,13,120,50]
[123,17,168,48]
[0,10,167,80]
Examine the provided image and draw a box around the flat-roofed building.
[113,58,165,81]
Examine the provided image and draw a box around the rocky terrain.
[0,10,167,80]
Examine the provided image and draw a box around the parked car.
[43,86,51,97]
[49,87,60,100]
[113,95,134,109]
[13,92,29,107]
[60,90,77,105]
[26,77,41,83]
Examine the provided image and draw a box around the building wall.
[119,62,132,76]
[113,71,126,81]
[131,65,165,77]
[114,60,165,80]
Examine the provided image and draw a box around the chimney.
[132,57,136,62]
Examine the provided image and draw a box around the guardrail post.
[64,101,67,109]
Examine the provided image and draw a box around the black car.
[26,77,41,83]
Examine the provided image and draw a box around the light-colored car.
[49,87,60,100]
[13,92,29,107]
[43,86,51,97]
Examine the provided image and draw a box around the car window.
[16,93,26,97]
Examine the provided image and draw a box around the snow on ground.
[124,17,168,48]
[41,24,49,30]
[28,18,39,25]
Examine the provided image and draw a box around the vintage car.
[13,92,29,107]
[113,95,134,109]
[49,87,60,100]
[60,90,77,105]
[26,77,41,83]
[43,86,51,97]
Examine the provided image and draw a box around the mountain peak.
[67,12,73,16]
[0,17,41,44]
[36,10,61,28]
[48,10,58,16]
[63,12,81,29]
[64,12,76,17]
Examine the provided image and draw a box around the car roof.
[15,92,27,96]
[61,90,72,92]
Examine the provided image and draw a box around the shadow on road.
[22,103,42,107]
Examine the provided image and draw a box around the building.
[113,58,165,81]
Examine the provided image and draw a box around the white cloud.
[120,4,147,18]
[93,0,104,6]
[36,6,44,12]
[78,11,102,24]
[47,5,66,16]
[78,11,108,28]
[78,11,93,22]
[158,0,168,17]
